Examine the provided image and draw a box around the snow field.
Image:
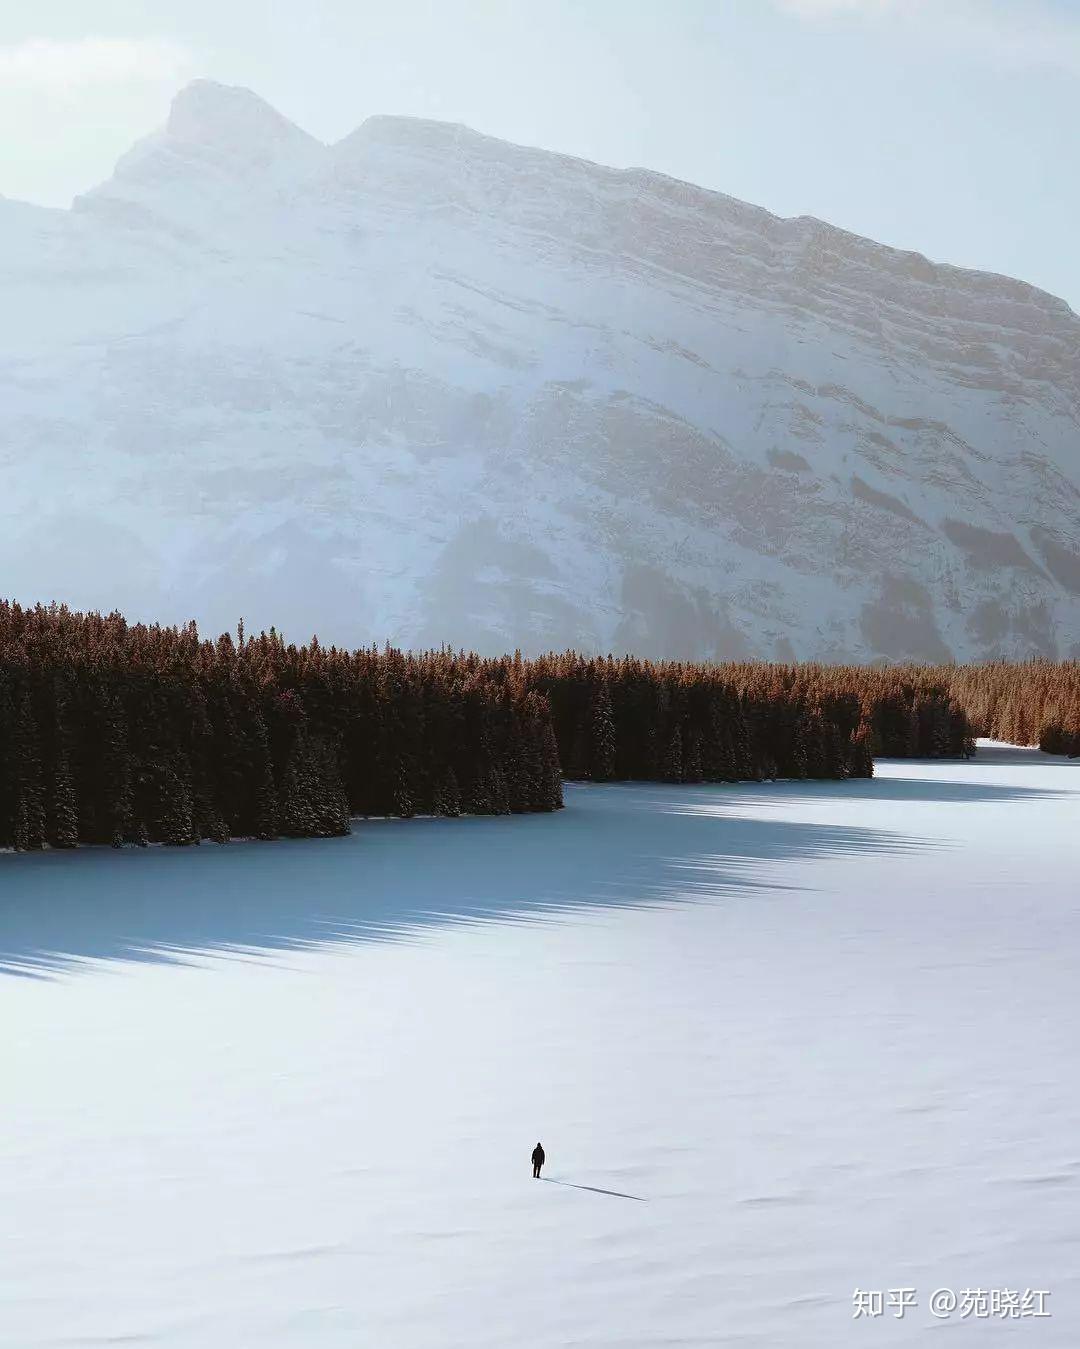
[2,743,1078,1345]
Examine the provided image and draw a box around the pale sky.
[2,0,1078,310]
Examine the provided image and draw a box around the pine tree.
[906,698,923,757]
[467,769,491,815]
[732,699,756,780]
[13,692,46,851]
[803,709,828,778]
[488,763,511,815]
[48,747,79,848]
[589,680,617,781]
[0,678,15,848]
[393,755,415,818]
[278,727,348,837]
[503,714,531,813]
[157,758,197,846]
[249,709,279,839]
[790,711,809,780]
[851,723,874,778]
[704,695,737,781]
[310,738,350,837]
[663,724,683,783]
[528,698,564,811]
[190,693,229,843]
[433,766,462,817]
[931,706,951,759]
[102,692,133,847]
[48,685,80,848]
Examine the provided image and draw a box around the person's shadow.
[542,1178,647,1202]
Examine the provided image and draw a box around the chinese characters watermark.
[852,1287,1050,1320]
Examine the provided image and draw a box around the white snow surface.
[3,80,1080,660]
[3,742,1079,1346]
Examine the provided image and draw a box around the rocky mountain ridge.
[2,79,1078,660]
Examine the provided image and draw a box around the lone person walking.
[531,1142,546,1179]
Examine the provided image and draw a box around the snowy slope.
[2,80,1080,659]
[3,745,1079,1345]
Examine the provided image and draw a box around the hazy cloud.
[779,0,903,13]
[776,0,1080,75]
[0,37,190,91]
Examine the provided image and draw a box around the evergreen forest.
[1,601,1075,851]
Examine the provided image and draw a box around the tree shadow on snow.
[965,744,1080,769]
[686,776,1069,806]
[0,764,1060,978]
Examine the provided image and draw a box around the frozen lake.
[3,744,1078,1346]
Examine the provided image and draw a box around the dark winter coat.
[531,1145,545,1167]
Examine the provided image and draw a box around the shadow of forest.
[0,761,1063,979]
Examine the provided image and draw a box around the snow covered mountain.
[3,79,1079,660]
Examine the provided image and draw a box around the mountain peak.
[74,80,323,220]
[165,80,318,158]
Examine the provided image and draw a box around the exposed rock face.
[2,80,1078,659]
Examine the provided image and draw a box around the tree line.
[0,602,562,851]
[7,602,1036,854]
[920,659,1080,756]
[769,658,1079,758]
[520,655,980,784]
[775,664,976,760]
[522,654,876,783]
